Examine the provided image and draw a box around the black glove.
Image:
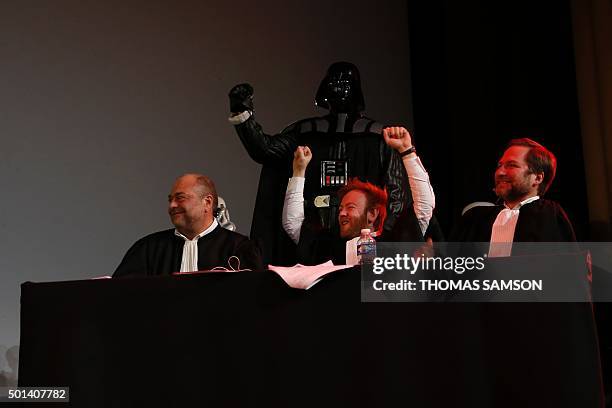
[229,83,254,113]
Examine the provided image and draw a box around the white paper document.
[269,261,353,289]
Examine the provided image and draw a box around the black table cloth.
[18,264,603,407]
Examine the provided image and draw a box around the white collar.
[174,219,218,241]
[504,195,540,210]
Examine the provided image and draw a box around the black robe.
[296,226,348,266]
[113,226,263,277]
[447,201,601,408]
[450,198,576,243]
[297,224,398,266]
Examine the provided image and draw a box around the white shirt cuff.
[228,110,252,125]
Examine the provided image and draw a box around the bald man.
[113,173,263,277]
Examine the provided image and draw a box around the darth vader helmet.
[315,61,365,113]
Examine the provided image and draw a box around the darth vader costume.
[229,62,422,265]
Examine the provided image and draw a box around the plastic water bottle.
[357,228,376,265]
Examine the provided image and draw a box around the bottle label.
[357,242,377,264]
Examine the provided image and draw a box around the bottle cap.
[361,228,370,234]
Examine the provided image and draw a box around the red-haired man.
[283,127,435,265]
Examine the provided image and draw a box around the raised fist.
[383,126,413,153]
[229,83,254,113]
[292,146,312,177]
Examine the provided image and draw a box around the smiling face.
[494,146,543,208]
[338,190,377,239]
[167,175,214,239]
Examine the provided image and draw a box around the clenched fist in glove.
[229,83,254,114]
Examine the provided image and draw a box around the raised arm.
[282,146,312,243]
[228,83,298,164]
[383,127,435,235]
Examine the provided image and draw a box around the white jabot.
[346,236,360,266]
[175,219,219,272]
[488,196,540,257]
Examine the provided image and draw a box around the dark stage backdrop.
[406,0,609,403]
[407,0,589,239]
[0,0,414,375]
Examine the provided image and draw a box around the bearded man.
[451,138,576,255]
[282,126,435,265]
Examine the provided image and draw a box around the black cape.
[113,226,263,277]
[447,200,601,408]
[450,198,576,243]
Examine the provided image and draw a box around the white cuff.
[228,110,252,125]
